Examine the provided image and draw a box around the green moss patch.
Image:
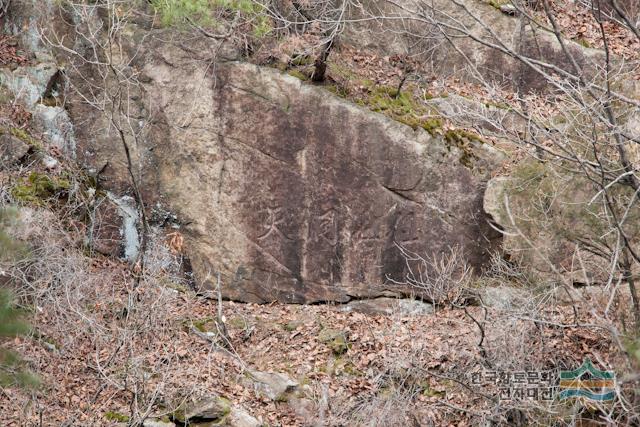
[186,316,215,332]
[11,172,70,204]
[150,0,272,37]
[318,328,349,355]
[488,0,511,9]
[3,127,43,151]
[287,69,309,81]
[104,411,130,422]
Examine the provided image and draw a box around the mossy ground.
[150,0,272,37]
[2,127,43,151]
[104,411,129,422]
[286,69,309,81]
[11,172,70,204]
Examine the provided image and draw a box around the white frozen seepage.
[108,192,140,262]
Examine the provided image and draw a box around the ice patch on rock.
[108,192,140,262]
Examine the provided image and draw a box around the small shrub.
[388,244,472,306]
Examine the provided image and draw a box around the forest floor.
[0,244,624,425]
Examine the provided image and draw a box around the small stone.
[0,134,29,164]
[227,407,261,427]
[500,4,517,15]
[341,297,434,316]
[479,286,527,309]
[247,370,298,401]
[143,419,176,427]
[41,154,58,170]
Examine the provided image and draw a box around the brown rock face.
[4,0,502,302]
[143,54,501,303]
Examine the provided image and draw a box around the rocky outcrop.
[246,370,299,401]
[168,396,260,427]
[142,49,502,303]
[5,1,503,303]
[483,157,640,285]
[0,132,30,164]
[348,0,606,91]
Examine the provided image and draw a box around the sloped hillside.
[1,0,640,425]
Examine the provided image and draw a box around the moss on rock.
[11,172,70,204]
[3,127,42,151]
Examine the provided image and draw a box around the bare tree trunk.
[395,74,408,99]
[311,39,333,82]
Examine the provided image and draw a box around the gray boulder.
[247,370,299,401]
[173,396,231,424]
[341,297,434,316]
[0,132,30,164]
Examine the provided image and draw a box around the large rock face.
[142,50,501,303]
[4,0,502,303]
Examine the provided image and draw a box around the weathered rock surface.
[143,53,501,303]
[6,0,503,303]
[165,395,260,427]
[0,132,30,164]
[225,408,261,427]
[341,297,434,316]
[143,419,176,427]
[173,396,230,424]
[348,0,606,91]
[484,160,640,285]
[247,370,299,401]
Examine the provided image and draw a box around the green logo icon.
[559,359,615,401]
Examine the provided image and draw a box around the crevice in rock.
[380,183,422,205]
